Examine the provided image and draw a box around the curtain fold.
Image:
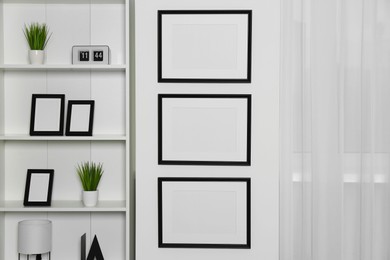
[280,0,390,259]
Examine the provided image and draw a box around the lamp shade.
[18,220,52,254]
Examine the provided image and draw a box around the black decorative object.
[158,177,251,248]
[23,169,54,206]
[87,236,104,260]
[158,94,251,165]
[158,10,252,83]
[65,100,95,136]
[81,234,104,260]
[81,233,86,260]
[30,94,65,136]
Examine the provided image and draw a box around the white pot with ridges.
[76,162,104,207]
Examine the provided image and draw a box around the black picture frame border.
[65,100,95,136]
[23,169,54,207]
[30,94,65,136]
[158,10,252,83]
[158,94,251,166]
[158,177,251,249]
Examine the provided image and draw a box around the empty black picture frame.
[158,177,251,249]
[65,100,95,136]
[30,94,65,136]
[158,10,252,83]
[23,169,54,206]
[158,94,251,166]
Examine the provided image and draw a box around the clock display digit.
[79,51,90,61]
[93,51,104,62]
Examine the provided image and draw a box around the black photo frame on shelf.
[65,100,95,136]
[158,177,251,249]
[23,169,54,207]
[158,94,251,166]
[158,10,252,83]
[30,94,65,136]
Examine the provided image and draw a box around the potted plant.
[23,22,52,64]
[76,162,104,207]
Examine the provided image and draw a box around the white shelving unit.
[0,0,130,260]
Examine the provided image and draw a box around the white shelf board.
[2,0,125,4]
[0,135,127,141]
[0,64,126,71]
[0,200,126,212]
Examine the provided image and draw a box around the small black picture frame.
[23,169,54,207]
[158,10,252,83]
[30,94,65,136]
[158,94,251,166]
[65,100,95,136]
[158,177,251,249]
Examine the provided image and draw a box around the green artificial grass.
[23,22,52,50]
[76,162,104,191]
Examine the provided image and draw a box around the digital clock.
[72,45,110,64]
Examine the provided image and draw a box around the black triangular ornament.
[86,235,104,260]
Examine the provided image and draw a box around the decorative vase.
[82,190,98,207]
[29,50,45,64]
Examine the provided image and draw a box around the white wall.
[135,0,280,259]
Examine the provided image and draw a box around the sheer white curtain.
[280,0,390,259]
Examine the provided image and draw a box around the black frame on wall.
[158,177,251,249]
[158,94,252,166]
[158,10,252,83]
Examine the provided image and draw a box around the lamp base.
[19,253,51,260]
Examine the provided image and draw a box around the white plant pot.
[82,190,99,207]
[29,50,45,65]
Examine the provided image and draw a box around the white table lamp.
[18,220,52,260]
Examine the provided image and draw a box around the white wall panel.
[46,4,90,64]
[47,71,91,100]
[136,1,280,260]
[0,1,4,64]
[0,141,4,202]
[5,142,47,200]
[91,71,126,135]
[49,213,90,260]
[4,71,46,135]
[91,212,126,259]
[91,142,126,200]
[3,4,45,64]
[0,70,3,135]
[47,141,90,201]
[0,212,4,260]
[91,2,125,65]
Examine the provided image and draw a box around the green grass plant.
[23,22,52,50]
[76,162,104,191]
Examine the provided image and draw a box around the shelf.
[0,200,126,212]
[0,64,126,71]
[2,0,124,4]
[0,135,127,141]
[0,0,130,259]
